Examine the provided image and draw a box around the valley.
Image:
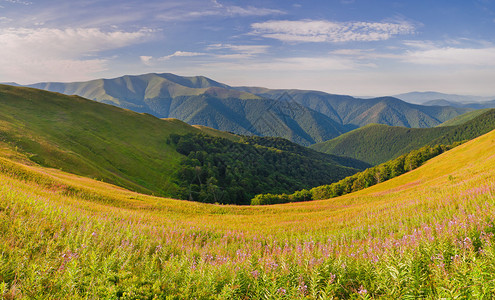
[3,0,495,298]
[0,85,368,204]
[1,99,495,298]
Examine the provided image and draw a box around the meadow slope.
[0,84,365,204]
[1,125,495,298]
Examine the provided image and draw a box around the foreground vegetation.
[1,127,495,298]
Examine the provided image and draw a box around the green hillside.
[437,108,492,127]
[170,134,367,204]
[431,109,495,144]
[2,113,495,298]
[311,109,495,165]
[0,84,364,203]
[0,84,200,196]
[310,124,452,165]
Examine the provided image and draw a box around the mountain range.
[394,91,495,104]
[394,91,495,109]
[19,73,470,146]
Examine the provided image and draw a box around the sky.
[1,0,495,96]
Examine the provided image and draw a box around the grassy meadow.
[1,114,495,298]
[0,85,364,205]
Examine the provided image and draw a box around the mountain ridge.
[13,73,470,145]
[394,91,495,104]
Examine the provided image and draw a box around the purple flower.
[358,285,367,295]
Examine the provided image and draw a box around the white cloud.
[400,41,495,66]
[2,0,32,5]
[404,46,495,66]
[203,55,373,72]
[0,27,153,83]
[188,1,285,17]
[207,44,269,56]
[158,51,206,60]
[251,19,415,43]
[139,51,207,66]
[140,55,153,66]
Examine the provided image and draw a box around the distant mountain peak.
[394,91,495,105]
[14,72,472,145]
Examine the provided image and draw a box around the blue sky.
[1,0,495,96]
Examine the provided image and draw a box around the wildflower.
[251,270,259,279]
[329,273,336,284]
[277,287,286,295]
[299,282,308,295]
[358,285,367,295]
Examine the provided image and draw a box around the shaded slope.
[238,88,470,128]
[310,124,452,165]
[170,134,367,204]
[167,95,347,146]
[311,108,495,165]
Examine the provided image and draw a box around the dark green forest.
[169,134,368,205]
[252,143,461,205]
[311,109,495,165]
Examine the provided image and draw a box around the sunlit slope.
[1,123,494,234]
[1,129,495,298]
[0,84,207,196]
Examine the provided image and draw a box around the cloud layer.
[0,27,152,83]
[404,45,495,66]
[251,20,415,43]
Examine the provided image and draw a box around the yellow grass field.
[1,129,495,298]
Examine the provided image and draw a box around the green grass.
[1,117,495,298]
[0,84,206,197]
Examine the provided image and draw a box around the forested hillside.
[170,134,367,204]
[252,143,458,205]
[312,109,495,164]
